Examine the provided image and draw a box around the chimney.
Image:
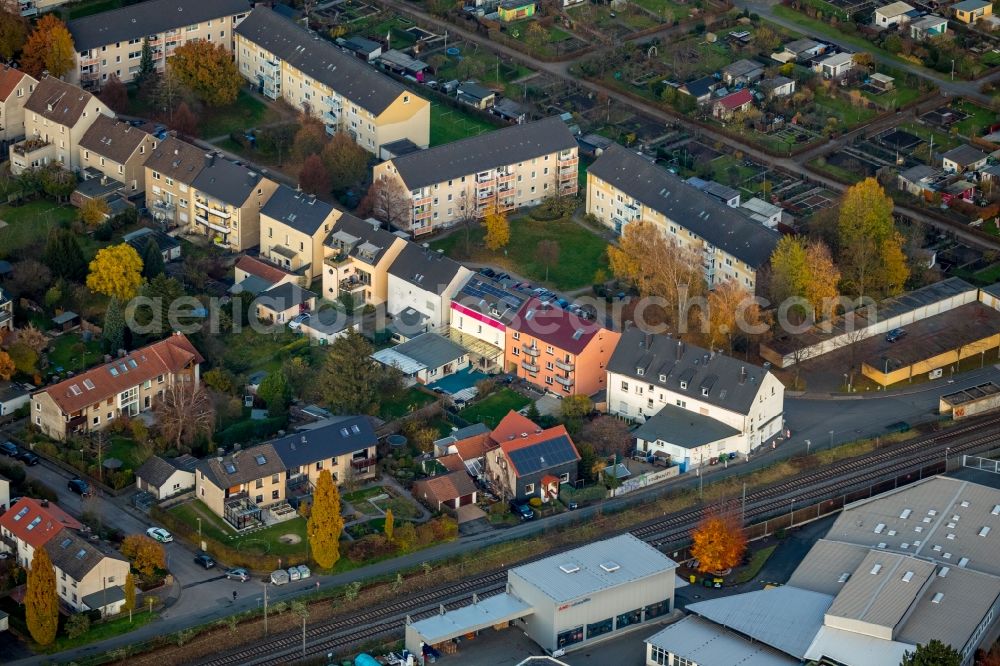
[676,340,683,360]
[40,499,49,507]
[205,152,215,168]
[740,366,747,384]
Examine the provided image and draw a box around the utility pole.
[263,583,268,636]
[741,482,746,525]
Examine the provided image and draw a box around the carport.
[404,592,534,658]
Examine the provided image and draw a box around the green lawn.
[431,53,533,97]
[196,90,282,139]
[898,121,962,152]
[808,158,864,184]
[342,485,390,505]
[0,200,78,259]
[168,500,309,557]
[457,388,530,427]
[430,102,497,147]
[731,544,778,584]
[431,213,609,291]
[107,436,147,470]
[169,500,232,541]
[814,89,878,128]
[379,386,438,420]
[953,100,997,139]
[631,0,693,21]
[47,333,104,373]
[216,328,310,375]
[973,263,1000,285]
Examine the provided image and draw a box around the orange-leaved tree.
[690,508,747,574]
[25,545,59,646]
[168,40,241,107]
[21,14,74,79]
[121,534,167,577]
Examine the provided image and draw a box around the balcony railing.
[195,200,231,218]
[351,457,377,470]
[322,110,339,124]
[413,207,432,221]
[195,215,230,234]
[554,375,575,387]
[476,173,495,184]
[12,138,50,156]
[339,278,367,293]
[521,360,539,373]
[522,345,540,357]
[412,194,431,206]
[324,251,351,268]
[555,358,574,371]
[322,95,341,109]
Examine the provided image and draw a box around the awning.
[372,348,427,375]
[447,329,503,362]
[406,592,533,647]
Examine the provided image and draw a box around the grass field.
[632,0,694,21]
[169,500,309,557]
[47,333,104,373]
[457,388,530,427]
[430,103,497,146]
[431,213,609,291]
[379,387,438,420]
[198,91,282,139]
[953,100,997,139]
[65,0,122,19]
[898,121,962,152]
[808,157,864,184]
[0,200,78,259]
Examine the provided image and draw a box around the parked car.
[16,450,39,466]
[296,564,311,579]
[68,478,92,497]
[194,554,216,569]
[287,566,301,582]
[886,328,907,343]
[288,312,311,330]
[225,567,250,582]
[146,527,173,543]
[567,501,579,510]
[270,569,290,586]
[0,441,17,457]
[510,501,534,521]
[479,268,496,278]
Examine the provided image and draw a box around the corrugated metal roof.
[645,615,800,666]
[409,592,533,645]
[804,625,912,665]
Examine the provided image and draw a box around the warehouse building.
[405,534,677,659]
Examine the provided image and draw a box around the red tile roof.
[716,88,754,110]
[0,66,28,102]
[38,333,203,414]
[453,433,491,460]
[413,470,477,507]
[0,498,82,550]
[491,410,542,444]
[437,453,466,472]
[235,255,294,285]
[509,297,609,355]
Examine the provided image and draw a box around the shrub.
[0,460,26,486]
[24,479,58,502]
[347,534,393,561]
[528,497,542,508]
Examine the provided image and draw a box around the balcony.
[412,193,431,207]
[521,344,540,357]
[555,358,574,371]
[521,360,539,373]
[497,171,515,185]
[322,110,339,124]
[498,197,516,212]
[151,200,175,217]
[413,207,432,221]
[476,172,495,184]
[195,200,230,219]
[18,0,37,16]
[324,251,351,268]
[67,414,86,429]
[339,278,368,294]
[351,457,377,470]
[12,137,50,157]
[477,188,496,201]
[559,182,578,195]
[322,95,341,109]
[195,214,230,234]
[554,374,575,387]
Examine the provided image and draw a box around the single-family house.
[498,0,536,21]
[779,38,827,62]
[79,116,155,194]
[322,214,408,307]
[298,308,361,345]
[30,333,203,441]
[0,382,31,417]
[758,76,796,98]
[0,498,82,569]
[942,144,989,173]
[721,59,764,86]
[433,422,492,477]
[387,243,472,330]
[413,470,478,510]
[134,454,198,500]
[815,52,855,79]
[874,1,915,27]
[504,298,621,397]
[189,154,279,251]
[485,414,580,501]
[897,164,941,195]
[0,67,37,145]
[0,476,8,511]
[456,81,496,110]
[372,332,469,385]
[254,282,316,324]
[910,14,948,38]
[679,76,717,104]
[232,255,298,296]
[45,528,130,616]
[0,287,12,332]
[712,88,754,121]
[260,185,342,284]
[952,0,991,23]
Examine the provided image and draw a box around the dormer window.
[659,374,666,382]
[680,381,687,390]
[636,368,644,376]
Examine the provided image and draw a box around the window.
[255,495,263,504]
[271,474,279,484]
[644,599,670,620]
[556,627,583,649]
[512,331,520,340]
[616,608,642,629]
[255,479,263,489]
[272,490,279,500]
[560,472,570,483]
[524,483,535,494]
[621,381,629,391]
[92,415,100,425]
[586,618,613,639]
[316,461,323,470]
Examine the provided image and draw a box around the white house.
[372,332,470,385]
[0,476,8,511]
[449,273,529,372]
[874,1,915,27]
[910,14,948,39]
[387,244,472,331]
[815,52,855,79]
[942,144,989,174]
[606,329,784,471]
[134,455,198,500]
[740,197,783,228]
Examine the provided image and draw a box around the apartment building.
[31,333,203,441]
[448,273,528,372]
[505,298,621,397]
[143,136,207,228]
[323,213,407,306]
[387,244,472,331]
[196,416,377,529]
[586,144,780,292]
[0,286,12,332]
[10,76,112,175]
[79,115,156,194]
[260,185,341,284]
[234,7,429,154]
[4,0,67,17]
[67,0,250,88]
[372,116,579,235]
[0,66,36,145]
[189,154,279,251]
[606,329,784,470]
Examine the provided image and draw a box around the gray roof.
[787,539,872,595]
[510,534,677,603]
[45,529,127,582]
[269,415,376,468]
[235,7,409,115]
[942,144,988,166]
[326,214,401,266]
[953,0,990,10]
[682,76,716,98]
[458,80,494,101]
[198,443,284,487]
[231,274,273,295]
[81,585,126,611]
[434,422,491,447]
[135,455,182,487]
[633,403,741,449]
[387,116,576,191]
[192,156,267,205]
[257,282,315,310]
[262,185,336,236]
[380,138,421,159]
[68,0,250,52]
[645,615,801,666]
[388,244,466,295]
[687,586,833,659]
[382,332,466,370]
[759,75,795,90]
[784,38,821,54]
[899,164,938,182]
[453,274,526,325]
[79,115,151,165]
[588,144,780,267]
[826,550,935,632]
[343,35,381,54]
[608,328,771,415]
[123,227,181,256]
[722,58,764,77]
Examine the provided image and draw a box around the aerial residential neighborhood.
[0,0,996,663]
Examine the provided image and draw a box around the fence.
[963,452,1000,475]
[610,466,680,497]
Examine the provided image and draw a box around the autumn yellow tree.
[79,197,110,228]
[121,534,166,577]
[25,546,58,646]
[706,279,764,352]
[483,204,510,251]
[0,351,15,380]
[384,507,394,542]
[608,220,704,329]
[837,178,909,300]
[21,15,74,78]
[768,237,840,323]
[168,40,241,107]
[308,469,344,569]
[690,509,747,574]
[123,572,136,613]
[87,243,143,301]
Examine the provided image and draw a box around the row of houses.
[898,143,1000,205]
[874,0,994,31]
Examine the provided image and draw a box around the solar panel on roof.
[507,435,578,476]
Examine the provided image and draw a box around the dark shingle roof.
[270,416,376,469]
[388,243,466,295]
[80,115,151,165]
[192,156,266,205]
[942,144,988,166]
[257,282,316,310]
[262,185,336,236]
[135,455,179,487]
[25,76,103,127]
[198,443,284,487]
[633,403,741,449]
[608,327,771,416]
[325,213,401,266]
[68,0,251,52]
[388,116,576,191]
[235,7,408,115]
[45,529,126,581]
[588,144,781,268]
[144,137,207,185]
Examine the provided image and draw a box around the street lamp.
[945,447,950,470]
[805,439,811,456]
[951,59,955,81]
[829,430,834,449]
[789,498,796,527]
[196,517,202,540]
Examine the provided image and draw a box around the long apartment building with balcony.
[2,0,66,17]
[9,76,112,175]
[260,185,342,285]
[234,7,429,154]
[323,214,407,307]
[143,136,208,228]
[372,116,579,236]
[504,298,620,397]
[189,153,279,251]
[0,66,37,144]
[66,0,250,89]
[30,333,203,441]
[586,144,780,293]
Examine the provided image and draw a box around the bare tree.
[154,382,215,452]
[536,240,560,282]
[358,178,411,231]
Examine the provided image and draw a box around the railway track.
[196,415,1000,666]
